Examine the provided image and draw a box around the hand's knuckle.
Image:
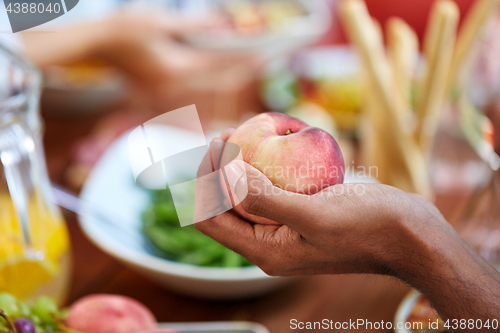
[243,192,265,217]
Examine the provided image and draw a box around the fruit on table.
[0,293,161,333]
[227,112,344,224]
[0,293,19,317]
[65,294,157,333]
[32,296,58,324]
[0,293,63,332]
[14,318,36,333]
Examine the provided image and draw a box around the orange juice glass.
[0,44,71,304]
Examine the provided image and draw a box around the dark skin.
[196,127,500,332]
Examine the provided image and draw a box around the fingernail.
[224,161,245,190]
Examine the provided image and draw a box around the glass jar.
[0,44,71,304]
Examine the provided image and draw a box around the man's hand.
[197,161,439,276]
[196,157,500,331]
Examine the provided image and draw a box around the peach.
[65,294,156,333]
[227,112,344,224]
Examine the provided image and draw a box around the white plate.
[157,321,269,333]
[393,290,421,333]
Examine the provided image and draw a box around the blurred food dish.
[180,0,331,59]
[261,46,362,133]
[458,97,499,170]
[78,126,291,299]
[42,61,126,116]
[209,0,308,36]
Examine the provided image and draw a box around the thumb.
[224,161,313,231]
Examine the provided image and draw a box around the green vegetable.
[142,189,254,268]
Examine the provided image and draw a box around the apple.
[65,294,156,333]
[226,112,344,224]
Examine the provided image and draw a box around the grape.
[14,318,35,333]
[29,314,41,325]
[32,296,57,324]
[0,293,19,316]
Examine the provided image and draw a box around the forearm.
[390,211,500,330]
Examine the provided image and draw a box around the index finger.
[196,211,257,252]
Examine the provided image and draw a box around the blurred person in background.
[0,0,260,188]
[0,0,258,106]
[19,10,257,102]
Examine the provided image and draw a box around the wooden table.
[42,99,475,332]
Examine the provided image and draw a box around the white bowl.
[78,127,291,300]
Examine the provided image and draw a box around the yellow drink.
[0,194,71,305]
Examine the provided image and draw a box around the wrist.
[375,202,451,280]
[382,201,489,287]
[384,202,500,322]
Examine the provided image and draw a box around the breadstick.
[341,0,431,197]
[387,17,419,121]
[340,0,397,121]
[415,0,459,152]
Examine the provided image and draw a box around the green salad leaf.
[141,189,253,268]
